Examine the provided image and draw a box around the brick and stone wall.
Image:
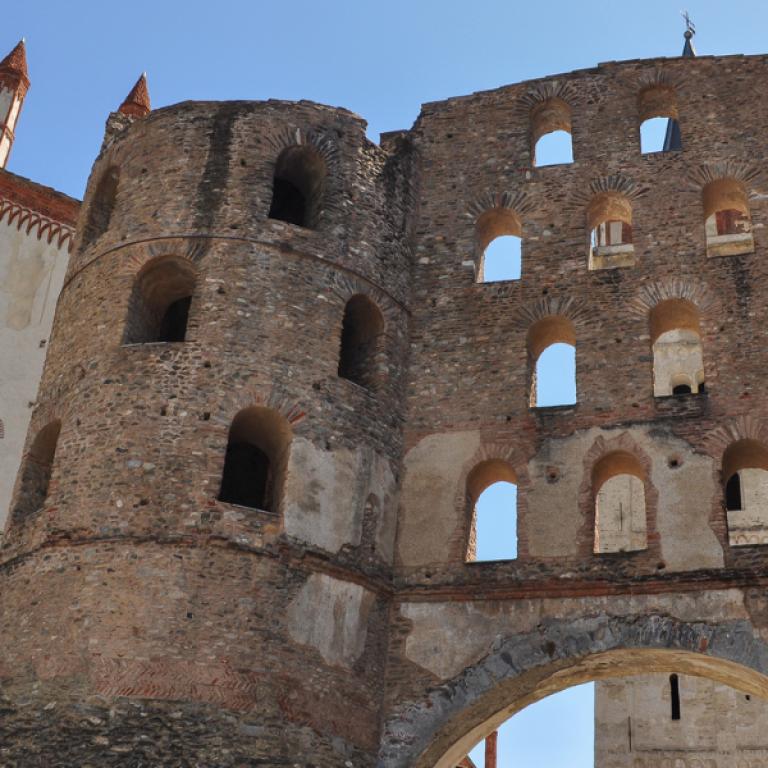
[3,53,768,767]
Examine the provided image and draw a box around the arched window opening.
[530,98,573,167]
[338,294,384,390]
[527,316,577,408]
[649,299,705,398]
[123,256,196,344]
[639,117,670,154]
[638,86,682,154]
[587,192,634,270]
[722,439,768,546]
[466,459,517,562]
[218,407,292,513]
[670,674,681,720]
[475,208,522,282]
[268,145,326,228]
[82,165,119,247]
[10,420,61,522]
[593,451,647,554]
[702,178,753,257]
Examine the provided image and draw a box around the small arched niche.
[338,294,385,390]
[81,165,119,247]
[702,178,754,258]
[475,208,522,282]
[530,98,574,166]
[217,406,292,514]
[123,256,196,344]
[649,299,705,397]
[465,459,518,562]
[593,450,647,554]
[10,419,61,523]
[638,85,682,154]
[722,439,768,546]
[268,145,326,228]
[587,191,634,270]
[527,315,577,408]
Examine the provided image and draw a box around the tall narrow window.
[338,294,384,390]
[638,85,682,154]
[649,299,705,397]
[475,208,523,282]
[587,192,634,271]
[123,256,196,344]
[268,145,326,228]
[531,98,573,166]
[722,439,768,546]
[527,316,577,407]
[218,407,292,513]
[670,674,681,720]
[466,459,517,562]
[82,165,119,247]
[10,420,61,522]
[702,178,753,257]
[593,451,647,554]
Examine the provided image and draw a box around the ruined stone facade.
[4,46,768,767]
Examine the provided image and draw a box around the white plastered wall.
[727,467,768,546]
[0,217,69,529]
[652,329,704,397]
[594,474,647,553]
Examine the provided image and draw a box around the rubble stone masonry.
[3,54,768,766]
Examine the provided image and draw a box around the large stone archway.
[379,613,768,768]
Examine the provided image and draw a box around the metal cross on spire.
[681,10,696,37]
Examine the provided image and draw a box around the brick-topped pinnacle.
[118,73,151,118]
[0,39,30,95]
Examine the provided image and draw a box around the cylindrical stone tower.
[0,99,413,765]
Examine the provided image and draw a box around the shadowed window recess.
[218,407,292,513]
[123,256,196,344]
[268,145,326,228]
[338,294,384,390]
[10,419,61,523]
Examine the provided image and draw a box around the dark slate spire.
[663,15,695,152]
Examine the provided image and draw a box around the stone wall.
[3,53,768,766]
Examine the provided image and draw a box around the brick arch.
[702,416,768,464]
[510,294,596,335]
[578,431,658,558]
[453,441,529,562]
[515,79,581,116]
[567,173,649,212]
[215,386,308,434]
[629,278,721,322]
[116,239,207,277]
[379,614,768,768]
[329,273,402,328]
[687,161,765,195]
[465,190,535,222]
[263,124,344,224]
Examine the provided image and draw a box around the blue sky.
[3,2,765,765]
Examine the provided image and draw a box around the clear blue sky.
[3,2,764,765]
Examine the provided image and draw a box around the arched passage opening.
[338,294,385,390]
[649,298,705,397]
[530,97,573,166]
[638,85,682,154]
[268,145,326,228]
[387,620,768,768]
[474,208,522,282]
[217,406,292,513]
[702,177,754,257]
[592,450,647,553]
[587,191,634,270]
[123,256,197,344]
[722,438,768,546]
[465,459,518,562]
[526,315,576,408]
[10,419,61,522]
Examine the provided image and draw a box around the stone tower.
[4,46,768,768]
